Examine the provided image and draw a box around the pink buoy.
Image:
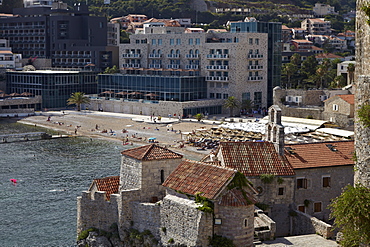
[10,179,17,184]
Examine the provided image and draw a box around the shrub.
[357,104,370,127]
[208,234,235,247]
[260,174,275,184]
[77,227,98,241]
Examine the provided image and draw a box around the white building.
[0,39,22,70]
[301,18,332,35]
[313,3,338,17]
[119,25,270,108]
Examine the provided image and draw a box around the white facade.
[301,18,332,35]
[0,39,22,70]
[119,26,269,107]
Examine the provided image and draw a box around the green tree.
[224,96,240,117]
[329,184,370,247]
[194,113,204,122]
[67,92,90,111]
[282,63,298,88]
[104,65,120,74]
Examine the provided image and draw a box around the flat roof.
[8,70,80,74]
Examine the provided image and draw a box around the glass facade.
[230,21,282,106]
[98,74,207,102]
[6,71,98,109]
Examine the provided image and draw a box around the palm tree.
[67,92,90,111]
[282,63,297,88]
[224,96,240,117]
[347,63,355,85]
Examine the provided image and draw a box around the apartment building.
[0,39,22,70]
[117,23,271,109]
[0,1,115,70]
[301,18,332,35]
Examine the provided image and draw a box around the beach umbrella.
[8,92,21,97]
[100,90,115,94]
[144,93,159,97]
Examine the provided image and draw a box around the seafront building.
[89,18,281,115]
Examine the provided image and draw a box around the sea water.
[0,119,125,246]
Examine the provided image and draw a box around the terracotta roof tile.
[92,176,120,201]
[218,188,257,207]
[163,159,235,199]
[218,142,295,176]
[338,94,354,105]
[285,141,354,169]
[121,144,183,161]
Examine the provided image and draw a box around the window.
[188,38,193,45]
[314,202,322,213]
[254,92,262,105]
[170,39,174,45]
[176,38,181,45]
[223,94,229,99]
[278,187,284,195]
[151,39,156,45]
[160,170,165,183]
[333,104,339,111]
[249,38,253,44]
[216,93,222,99]
[135,40,140,44]
[244,219,248,228]
[242,92,250,101]
[298,205,305,213]
[158,39,162,45]
[297,178,308,189]
[255,38,259,45]
[323,176,331,188]
[210,93,215,98]
[195,38,200,45]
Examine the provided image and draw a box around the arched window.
[176,49,180,54]
[189,49,193,54]
[170,49,174,54]
[195,49,199,54]
[152,49,156,54]
[158,49,162,54]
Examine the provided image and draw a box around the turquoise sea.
[0,119,126,246]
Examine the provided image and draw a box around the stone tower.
[264,105,285,156]
[355,0,370,186]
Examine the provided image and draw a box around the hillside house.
[324,94,354,127]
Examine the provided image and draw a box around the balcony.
[206,54,229,59]
[149,64,162,69]
[248,54,263,59]
[167,54,180,58]
[122,53,141,58]
[206,65,229,70]
[122,63,141,68]
[149,54,162,58]
[248,65,263,70]
[206,76,229,81]
[248,76,263,81]
[186,54,199,58]
[185,65,199,69]
[167,64,180,69]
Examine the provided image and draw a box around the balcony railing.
[149,54,162,58]
[248,65,263,70]
[122,63,141,68]
[185,65,199,69]
[206,76,229,81]
[122,53,141,58]
[149,64,162,68]
[167,64,180,69]
[186,54,199,58]
[206,54,229,59]
[206,65,229,70]
[248,54,263,58]
[167,54,180,58]
[248,76,263,81]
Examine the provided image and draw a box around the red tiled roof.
[218,142,295,176]
[121,144,183,161]
[163,159,236,199]
[218,188,257,207]
[91,176,120,200]
[285,141,354,169]
[338,94,354,105]
[316,53,343,59]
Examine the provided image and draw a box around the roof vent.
[285,147,296,154]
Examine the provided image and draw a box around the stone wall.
[291,210,334,239]
[77,191,120,235]
[214,204,255,247]
[131,202,161,239]
[160,194,213,246]
[87,97,224,116]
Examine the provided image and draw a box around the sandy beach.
[17,111,214,160]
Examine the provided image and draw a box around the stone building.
[323,94,354,127]
[77,144,257,246]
